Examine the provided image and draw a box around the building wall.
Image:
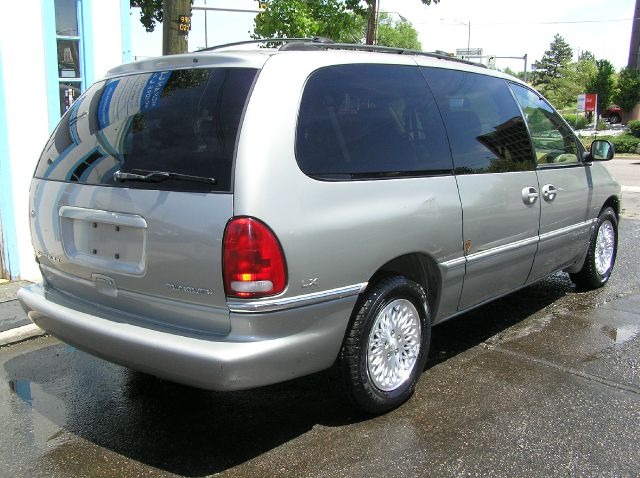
[0,0,130,281]
[624,103,640,123]
[0,2,49,280]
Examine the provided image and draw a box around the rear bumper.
[17,283,358,391]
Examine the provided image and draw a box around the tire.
[338,275,430,414]
[608,113,621,124]
[570,207,618,290]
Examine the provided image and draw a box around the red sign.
[584,93,597,112]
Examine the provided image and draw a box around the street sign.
[456,48,482,57]
[577,94,586,112]
[585,93,597,112]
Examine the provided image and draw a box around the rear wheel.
[570,207,618,290]
[608,113,621,124]
[338,275,430,414]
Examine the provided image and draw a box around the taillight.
[223,217,287,298]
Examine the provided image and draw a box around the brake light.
[223,217,287,298]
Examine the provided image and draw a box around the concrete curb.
[0,323,47,347]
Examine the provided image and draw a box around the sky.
[130,0,637,72]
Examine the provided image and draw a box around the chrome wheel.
[595,220,615,275]
[367,299,421,392]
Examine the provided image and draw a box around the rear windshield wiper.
[114,169,216,185]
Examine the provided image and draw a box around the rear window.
[35,67,257,192]
[296,64,453,180]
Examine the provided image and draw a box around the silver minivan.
[19,39,620,413]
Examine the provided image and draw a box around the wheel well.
[602,196,620,219]
[371,253,441,319]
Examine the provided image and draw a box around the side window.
[421,68,535,175]
[510,83,580,166]
[296,64,453,180]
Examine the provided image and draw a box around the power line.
[477,17,638,25]
[419,18,638,26]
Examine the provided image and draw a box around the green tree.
[131,0,191,54]
[501,67,526,81]
[376,13,421,50]
[254,0,439,44]
[132,0,193,33]
[541,55,597,109]
[578,50,595,62]
[614,67,640,112]
[533,34,573,87]
[586,59,616,112]
[252,0,364,42]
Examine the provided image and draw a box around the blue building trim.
[120,0,132,63]
[41,0,61,131]
[0,49,20,278]
[78,0,95,87]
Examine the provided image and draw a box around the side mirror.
[585,139,615,162]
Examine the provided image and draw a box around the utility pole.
[163,0,191,55]
[628,0,640,68]
[366,0,377,45]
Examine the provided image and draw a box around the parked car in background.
[18,39,621,414]
[602,105,623,124]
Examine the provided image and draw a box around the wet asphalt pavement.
[1,218,639,478]
[1,162,639,477]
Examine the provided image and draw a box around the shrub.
[628,120,640,137]
[561,114,588,130]
[581,134,640,154]
[612,134,640,153]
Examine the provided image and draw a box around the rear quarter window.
[35,67,257,192]
[296,64,453,180]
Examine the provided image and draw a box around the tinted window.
[510,83,580,166]
[422,68,535,174]
[35,68,257,192]
[296,64,452,180]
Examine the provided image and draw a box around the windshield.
[35,67,257,192]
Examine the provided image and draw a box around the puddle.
[602,325,640,345]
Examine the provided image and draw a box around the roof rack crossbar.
[278,41,487,68]
[197,37,333,52]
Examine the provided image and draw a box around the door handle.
[542,184,557,201]
[521,186,539,205]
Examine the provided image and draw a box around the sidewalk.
[0,280,45,346]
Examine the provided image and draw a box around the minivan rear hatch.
[30,66,258,335]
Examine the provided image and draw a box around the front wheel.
[608,113,621,124]
[570,207,618,290]
[338,275,430,414]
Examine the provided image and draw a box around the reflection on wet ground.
[603,325,640,344]
[1,220,639,477]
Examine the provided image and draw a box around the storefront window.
[54,0,82,115]
[59,82,82,116]
[55,0,79,36]
[57,39,80,78]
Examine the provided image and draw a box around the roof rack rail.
[197,37,333,52]
[279,41,486,68]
